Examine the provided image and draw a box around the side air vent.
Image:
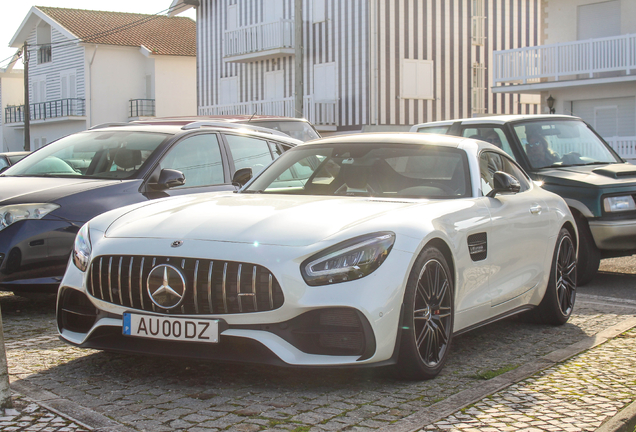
[467,233,487,261]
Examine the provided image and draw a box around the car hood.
[536,163,636,187]
[0,176,125,204]
[104,193,427,247]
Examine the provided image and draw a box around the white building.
[7,6,197,150]
[172,0,542,134]
[492,0,636,159]
[0,55,24,152]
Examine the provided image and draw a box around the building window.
[218,76,239,105]
[36,22,52,64]
[471,0,486,46]
[401,59,434,100]
[313,0,326,23]
[313,63,337,102]
[472,63,486,114]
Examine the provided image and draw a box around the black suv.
[0,122,300,296]
[412,114,636,284]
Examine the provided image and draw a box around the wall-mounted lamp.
[546,95,555,114]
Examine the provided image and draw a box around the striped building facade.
[196,0,541,132]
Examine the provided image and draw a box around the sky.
[0,1,196,69]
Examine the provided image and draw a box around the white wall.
[545,0,636,44]
[87,45,151,125]
[154,55,196,117]
[1,71,25,152]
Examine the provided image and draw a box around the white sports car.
[57,133,577,379]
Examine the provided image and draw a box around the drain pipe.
[87,45,98,127]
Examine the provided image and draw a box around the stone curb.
[388,315,636,432]
[596,399,636,432]
[8,315,636,432]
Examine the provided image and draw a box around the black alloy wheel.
[535,227,577,325]
[397,246,454,380]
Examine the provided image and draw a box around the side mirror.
[232,167,252,187]
[0,166,8,174]
[487,171,521,198]
[151,169,185,190]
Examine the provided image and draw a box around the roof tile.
[37,6,196,56]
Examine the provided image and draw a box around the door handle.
[530,205,542,215]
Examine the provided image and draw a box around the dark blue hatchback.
[0,122,299,296]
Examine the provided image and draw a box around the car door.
[154,132,234,197]
[479,151,553,310]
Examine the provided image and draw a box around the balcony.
[5,98,85,124]
[492,33,636,91]
[224,19,294,62]
[199,96,338,129]
[129,99,155,119]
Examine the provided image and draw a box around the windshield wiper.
[240,189,264,194]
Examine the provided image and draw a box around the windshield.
[3,131,169,179]
[513,120,620,169]
[246,120,321,142]
[243,143,471,199]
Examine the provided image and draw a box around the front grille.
[87,255,284,315]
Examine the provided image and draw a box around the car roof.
[412,114,581,128]
[133,115,312,125]
[300,131,501,153]
[87,122,302,145]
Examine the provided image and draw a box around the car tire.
[396,245,454,380]
[534,227,577,325]
[574,214,600,286]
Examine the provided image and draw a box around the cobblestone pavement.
[420,328,636,432]
[1,269,635,431]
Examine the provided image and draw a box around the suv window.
[159,134,224,188]
[462,127,516,161]
[225,134,275,176]
[479,151,530,196]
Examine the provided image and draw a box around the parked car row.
[4,113,630,379]
[411,115,636,285]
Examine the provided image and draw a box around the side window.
[0,158,8,170]
[463,127,516,161]
[479,151,530,196]
[159,134,225,188]
[225,134,274,175]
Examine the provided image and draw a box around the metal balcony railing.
[4,98,85,123]
[493,33,636,85]
[224,19,294,58]
[199,96,338,127]
[129,99,155,118]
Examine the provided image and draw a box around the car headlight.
[73,223,92,272]
[0,203,60,232]
[603,196,636,213]
[301,232,395,286]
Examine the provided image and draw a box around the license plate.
[123,312,219,343]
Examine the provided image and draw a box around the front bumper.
[0,219,81,293]
[589,218,636,252]
[57,237,414,367]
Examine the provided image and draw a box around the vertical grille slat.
[86,255,283,315]
[207,261,214,314]
[222,262,228,314]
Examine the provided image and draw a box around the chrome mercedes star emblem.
[147,264,187,309]
[171,240,183,248]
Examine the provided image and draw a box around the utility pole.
[22,41,30,152]
[294,0,303,118]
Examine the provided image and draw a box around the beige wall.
[545,0,636,44]
[87,45,196,125]
[1,71,25,152]
[154,56,196,117]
